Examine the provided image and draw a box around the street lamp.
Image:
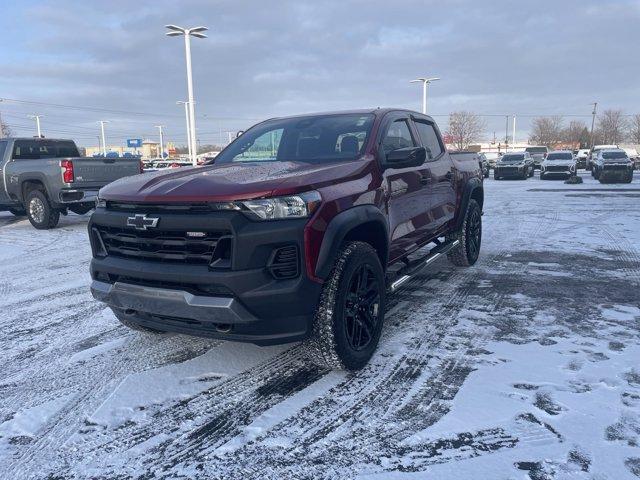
[410,77,440,114]
[28,114,43,137]
[155,125,165,159]
[177,101,192,161]
[166,24,208,166]
[98,120,109,156]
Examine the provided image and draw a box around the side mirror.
[385,147,426,169]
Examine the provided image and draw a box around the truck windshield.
[547,153,573,160]
[602,151,627,159]
[12,140,80,159]
[501,154,524,162]
[213,114,374,164]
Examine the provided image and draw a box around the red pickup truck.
[89,109,483,370]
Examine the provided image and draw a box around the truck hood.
[99,158,373,203]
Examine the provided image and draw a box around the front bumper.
[495,166,526,177]
[541,167,573,178]
[88,207,323,345]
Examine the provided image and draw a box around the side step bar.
[389,239,460,292]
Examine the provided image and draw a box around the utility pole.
[409,77,440,114]
[505,116,510,152]
[155,125,165,159]
[28,115,43,137]
[177,101,192,160]
[98,121,109,156]
[512,115,516,147]
[589,102,598,149]
[166,25,208,167]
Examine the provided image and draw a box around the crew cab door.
[411,116,456,235]
[380,114,430,262]
[0,140,10,204]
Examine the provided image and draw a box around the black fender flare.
[315,205,389,279]
[455,178,483,231]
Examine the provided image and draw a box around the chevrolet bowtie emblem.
[126,214,159,230]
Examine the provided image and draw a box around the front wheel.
[446,199,482,267]
[26,189,60,229]
[307,241,386,370]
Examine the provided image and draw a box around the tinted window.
[215,114,374,164]
[525,147,547,154]
[602,151,627,159]
[413,120,443,159]
[547,152,573,160]
[12,140,80,160]
[502,154,525,161]
[382,119,415,153]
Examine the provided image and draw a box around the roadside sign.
[127,139,142,148]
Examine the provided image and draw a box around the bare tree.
[596,109,627,144]
[529,116,564,147]
[562,120,588,147]
[446,111,486,150]
[0,113,11,139]
[628,114,640,144]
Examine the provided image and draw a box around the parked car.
[525,146,548,169]
[477,153,490,178]
[494,152,534,179]
[575,149,590,169]
[483,152,501,169]
[623,148,639,170]
[540,151,576,180]
[586,144,618,171]
[0,138,142,229]
[592,149,634,183]
[88,108,484,370]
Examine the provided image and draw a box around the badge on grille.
[126,214,159,230]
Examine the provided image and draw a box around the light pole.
[177,101,192,160]
[512,115,516,147]
[409,77,440,114]
[98,120,109,156]
[155,125,165,159]
[166,24,208,166]
[589,102,597,149]
[28,115,43,137]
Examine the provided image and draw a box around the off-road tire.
[306,241,386,371]
[25,189,60,229]
[446,199,482,267]
[8,207,26,216]
[112,308,166,334]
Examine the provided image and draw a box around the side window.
[382,119,415,153]
[231,128,283,162]
[0,141,7,163]
[413,120,443,159]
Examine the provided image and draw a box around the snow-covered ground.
[1,172,639,479]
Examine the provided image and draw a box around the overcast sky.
[1,0,639,147]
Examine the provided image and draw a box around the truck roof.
[265,108,434,122]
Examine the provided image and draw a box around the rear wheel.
[26,189,60,229]
[447,199,482,267]
[625,171,634,183]
[307,241,386,370]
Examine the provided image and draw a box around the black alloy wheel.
[343,264,381,352]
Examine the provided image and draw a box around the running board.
[388,239,460,292]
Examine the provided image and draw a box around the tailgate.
[71,157,140,185]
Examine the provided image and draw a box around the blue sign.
[127,139,142,148]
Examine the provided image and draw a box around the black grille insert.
[268,245,300,279]
[96,226,225,264]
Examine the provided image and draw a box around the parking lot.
[1,171,639,479]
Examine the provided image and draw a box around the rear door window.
[413,120,443,159]
[12,140,80,160]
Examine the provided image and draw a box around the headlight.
[96,196,106,208]
[238,191,321,220]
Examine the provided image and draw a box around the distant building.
[84,140,176,159]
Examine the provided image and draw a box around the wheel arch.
[314,205,389,279]
[455,178,483,231]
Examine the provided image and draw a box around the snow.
[1,171,639,479]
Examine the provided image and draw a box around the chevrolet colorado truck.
[0,138,142,229]
[494,152,534,179]
[88,109,483,370]
[592,149,634,183]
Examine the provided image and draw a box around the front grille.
[106,202,215,214]
[545,165,570,172]
[497,166,519,174]
[268,245,300,279]
[96,226,225,264]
